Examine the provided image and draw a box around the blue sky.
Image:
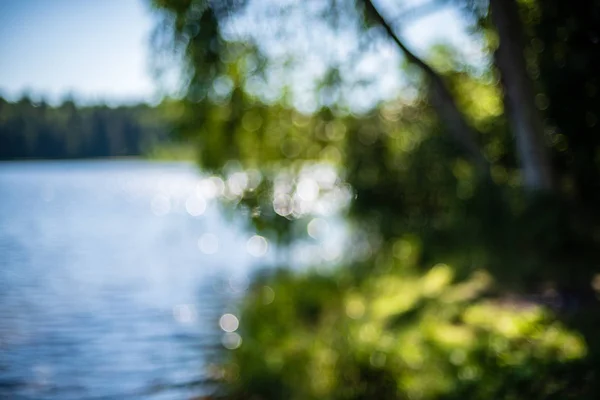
[0,0,157,104]
[0,0,479,106]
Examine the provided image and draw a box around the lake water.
[0,160,272,399]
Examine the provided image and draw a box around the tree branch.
[364,0,487,167]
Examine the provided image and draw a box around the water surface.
[0,160,265,399]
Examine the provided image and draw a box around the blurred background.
[1,0,600,399]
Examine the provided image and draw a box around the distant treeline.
[0,96,173,160]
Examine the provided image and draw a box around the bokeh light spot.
[297,178,319,201]
[185,195,207,216]
[173,304,196,324]
[198,233,219,254]
[246,235,268,257]
[222,332,242,349]
[307,218,329,240]
[219,313,240,332]
[262,286,275,305]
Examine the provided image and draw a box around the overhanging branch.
[364,0,487,167]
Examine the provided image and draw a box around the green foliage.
[219,265,590,400]
[149,0,600,398]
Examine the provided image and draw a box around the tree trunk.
[489,0,554,192]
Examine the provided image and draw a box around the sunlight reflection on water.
[0,160,272,399]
